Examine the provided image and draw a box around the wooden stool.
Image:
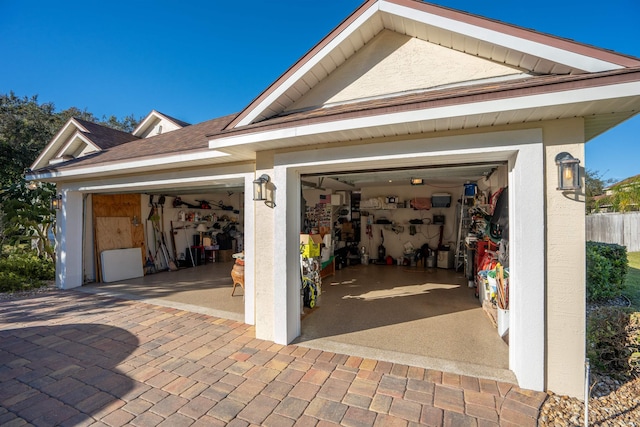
[231,263,244,296]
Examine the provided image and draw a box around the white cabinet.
[437,249,454,269]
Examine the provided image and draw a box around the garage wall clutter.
[300,166,510,336]
[85,191,244,282]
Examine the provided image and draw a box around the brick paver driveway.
[0,291,546,426]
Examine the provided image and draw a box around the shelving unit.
[455,196,474,272]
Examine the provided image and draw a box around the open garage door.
[79,178,250,323]
[296,162,514,382]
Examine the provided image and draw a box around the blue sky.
[1,1,638,182]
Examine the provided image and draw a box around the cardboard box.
[219,249,234,262]
[300,234,322,258]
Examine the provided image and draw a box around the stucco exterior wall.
[289,30,525,111]
[543,118,587,398]
[254,153,277,342]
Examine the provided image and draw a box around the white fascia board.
[235,3,380,128]
[275,128,540,169]
[380,1,622,73]
[31,118,89,170]
[28,150,230,181]
[132,110,160,136]
[54,132,101,159]
[210,80,640,149]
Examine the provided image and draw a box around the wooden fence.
[586,212,640,252]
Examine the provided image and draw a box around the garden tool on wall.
[378,229,386,262]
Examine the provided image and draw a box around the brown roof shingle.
[36,113,237,173]
[74,118,140,149]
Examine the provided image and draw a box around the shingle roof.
[36,114,237,173]
[209,67,640,139]
[33,66,640,174]
[74,118,140,149]
[155,111,191,128]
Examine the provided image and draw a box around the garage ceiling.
[303,161,504,189]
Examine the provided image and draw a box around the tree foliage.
[609,176,640,213]
[585,169,615,213]
[0,92,140,260]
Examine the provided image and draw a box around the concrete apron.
[294,264,516,384]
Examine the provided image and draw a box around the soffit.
[209,69,640,155]
[233,0,639,128]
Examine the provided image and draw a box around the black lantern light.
[253,174,270,201]
[51,194,62,210]
[555,152,581,191]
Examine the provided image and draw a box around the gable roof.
[226,0,640,129]
[73,118,140,149]
[29,114,238,179]
[30,118,140,170]
[132,110,191,138]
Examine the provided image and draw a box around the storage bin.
[300,234,322,258]
[431,193,451,208]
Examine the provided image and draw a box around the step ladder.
[454,195,473,272]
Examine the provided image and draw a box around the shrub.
[0,251,54,293]
[587,307,640,378]
[586,241,628,302]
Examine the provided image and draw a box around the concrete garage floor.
[294,264,515,383]
[78,261,244,321]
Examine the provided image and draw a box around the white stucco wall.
[543,119,587,398]
[56,189,84,289]
[266,128,546,393]
[289,30,525,111]
[254,152,277,341]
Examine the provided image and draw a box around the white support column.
[243,174,256,326]
[508,143,545,391]
[55,190,84,289]
[273,166,302,344]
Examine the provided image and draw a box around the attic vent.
[157,125,163,135]
[49,155,75,165]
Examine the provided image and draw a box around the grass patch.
[624,252,640,310]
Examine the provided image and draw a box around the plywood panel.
[92,194,145,282]
[95,217,132,252]
[93,194,145,250]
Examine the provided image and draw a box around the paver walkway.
[0,291,546,426]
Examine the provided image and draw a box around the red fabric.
[411,198,431,210]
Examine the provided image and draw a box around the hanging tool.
[184,226,196,267]
[170,221,178,261]
[378,229,386,262]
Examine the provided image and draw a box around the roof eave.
[26,149,233,182]
[209,72,640,151]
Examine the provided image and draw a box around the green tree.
[585,169,615,213]
[0,180,56,260]
[0,92,140,258]
[0,93,62,188]
[609,176,640,213]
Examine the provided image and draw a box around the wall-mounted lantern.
[555,152,581,190]
[253,174,270,202]
[50,194,62,210]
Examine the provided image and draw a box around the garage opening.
[296,163,513,379]
[80,182,247,321]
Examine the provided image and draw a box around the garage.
[295,163,512,380]
[26,0,640,398]
[79,187,247,321]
